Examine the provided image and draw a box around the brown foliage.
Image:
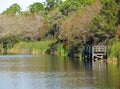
[115,28,120,40]
[0,14,48,40]
[60,0,102,44]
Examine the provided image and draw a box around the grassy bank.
[7,40,70,56]
[8,40,55,54]
[5,40,120,61]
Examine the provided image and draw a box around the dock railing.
[84,45,107,60]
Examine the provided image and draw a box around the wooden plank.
[83,45,107,60]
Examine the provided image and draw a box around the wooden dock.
[83,45,107,60]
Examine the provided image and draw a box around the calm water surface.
[0,55,120,89]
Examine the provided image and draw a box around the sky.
[0,0,46,13]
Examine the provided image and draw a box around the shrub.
[109,41,120,60]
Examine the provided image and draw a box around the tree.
[3,3,21,15]
[89,0,119,44]
[29,2,44,15]
[45,0,62,10]
[59,0,93,16]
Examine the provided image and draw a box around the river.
[0,54,120,89]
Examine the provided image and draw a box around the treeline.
[89,0,120,60]
[0,0,120,60]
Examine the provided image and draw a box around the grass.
[56,43,71,56]
[56,44,65,56]
[8,40,55,54]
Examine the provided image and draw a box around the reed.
[56,44,65,56]
[56,43,71,56]
[8,40,55,54]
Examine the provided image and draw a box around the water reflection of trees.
[1,55,120,89]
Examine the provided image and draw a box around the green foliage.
[0,36,23,49]
[0,44,3,52]
[89,0,119,44]
[21,11,32,16]
[47,42,71,56]
[3,3,21,15]
[9,40,55,54]
[29,2,44,15]
[109,41,120,60]
[45,0,62,10]
[0,0,119,58]
[47,23,60,37]
[56,44,65,56]
[59,0,94,15]
[56,43,70,56]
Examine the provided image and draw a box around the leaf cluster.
[89,0,120,44]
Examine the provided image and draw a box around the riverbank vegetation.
[0,0,120,60]
[108,41,120,61]
[8,40,55,54]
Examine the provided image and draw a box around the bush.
[109,41,120,60]
[89,0,119,44]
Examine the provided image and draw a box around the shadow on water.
[0,55,120,89]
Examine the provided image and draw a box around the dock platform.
[83,45,107,60]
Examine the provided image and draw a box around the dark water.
[0,55,120,89]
